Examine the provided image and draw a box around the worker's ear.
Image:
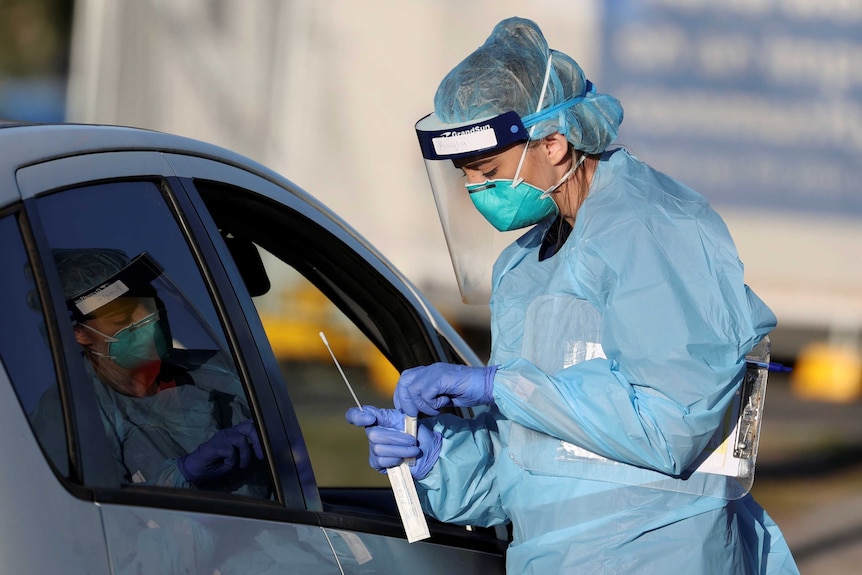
[538,133,571,167]
[74,324,94,345]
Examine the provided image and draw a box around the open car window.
[193,179,442,489]
[189,175,510,555]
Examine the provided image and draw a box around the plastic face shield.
[67,252,165,323]
[415,111,530,304]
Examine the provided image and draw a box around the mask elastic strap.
[540,151,587,199]
[87,349,118,362]
[78,321,119,343]
[533,52,555,126]
[511,142,531,187]
[77,322,119,362]
[513,52,555,186]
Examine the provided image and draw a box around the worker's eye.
[482,168,498,179]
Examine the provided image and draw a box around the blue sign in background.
[599,0,862,216]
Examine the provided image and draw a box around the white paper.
[388,463,430,543]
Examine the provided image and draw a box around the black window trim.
[21,197,124,490]
[166,175,313,511]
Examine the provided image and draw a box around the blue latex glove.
[394,363,498,417]
[345,405,441,480]
[177,420,264,485]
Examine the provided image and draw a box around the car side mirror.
[222,232,271,297]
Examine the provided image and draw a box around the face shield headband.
[416,110,529,162]
[67,252,164,323]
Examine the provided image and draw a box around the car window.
[253,247,395,487]
[0,213,68,476]
[33,180,273,499]
[193,179,441,489]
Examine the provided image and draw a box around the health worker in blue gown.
[346,16,799,575]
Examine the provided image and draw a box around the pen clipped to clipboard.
[320,332,431,543]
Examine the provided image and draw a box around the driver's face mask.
[80,310,169,369]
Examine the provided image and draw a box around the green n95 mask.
[81,311,170,369]
[465,178,559,231]
[465,149,585,231]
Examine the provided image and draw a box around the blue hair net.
[53,248,130,300]
[433,17,623,154]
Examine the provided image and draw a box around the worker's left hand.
[394,363,497,417]
[345,405,441,479]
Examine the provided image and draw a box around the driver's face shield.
[416,111,530,304]
[69,252,237,396]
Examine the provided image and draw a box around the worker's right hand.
[345,406,441,479]
[394,363,498,417]
[177,420,263,485]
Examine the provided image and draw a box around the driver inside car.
[34,247,270,497]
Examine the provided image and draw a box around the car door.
[15,141,506,573]
[0,208,111,574]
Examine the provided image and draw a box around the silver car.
[0,122,507,573]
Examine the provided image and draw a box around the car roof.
[0,123,477,363]
[0,122,378,272]
[0,122,287,209]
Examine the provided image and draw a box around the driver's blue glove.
[177,420,264,485]
[394,363,498,417]
[345,406,441,480]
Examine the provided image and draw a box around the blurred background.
[2,0,861,572]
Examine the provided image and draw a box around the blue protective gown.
[416,148,799,574]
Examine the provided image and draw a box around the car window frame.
[14,151,308,519]
[23,195,148,491]
[163,154,454,362]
